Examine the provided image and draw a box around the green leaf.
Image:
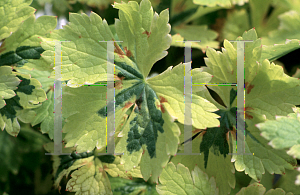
[0,66,20,109]
[139,111,180,182]
[249,0,287,37]
[249,171,274,191]
[171,25,219,51]
[0,45,44,67]
[192,0,248,7]
[147,63,220,129]
[0,15,56,54]
[114,98,181,182]
[254,107,300,188]
[110,176,159,195]
[113,0,171,78]
[0,72,46,136]
[15,68,54,92]
[31,90,54,139]
[0,14,56,71]
[65,157,113,194]
[183,5,223,25]
[230,171,252,194]
[256,108,300,159]
[156,162,219,195]
[245,58,300,121]
[168,0,198,27]
[56,155,113,195]
[77,0,111,9]
[15,68,55,138]
[204,28,300,122]
[193,28,298,192]
[101,155,143,179]
[171,131,235,195]
[232,131,296,182]
[41,0,171,84]
[199,107,236,169]
[236,183,293,195]
[270,169,300,193]
[222,9,250,41]
[61,85,108,152]
[222,0,291,41]
[0,0,35,40]
[260,39,300,63]
[44,144,113,195]
[262,10,300,45]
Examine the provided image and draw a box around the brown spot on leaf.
[245,106,254,119]
[114,42,124,58]
[114,74,125,89]
[124,47,133,57]
[156,102,165,113]
[142,30,151,38]
[159,96,168,103]
[157,96,168,113]
[245,82,254,94]
[245,113,253,119]
[122,101,134,111]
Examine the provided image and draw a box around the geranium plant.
[0,0,300,194]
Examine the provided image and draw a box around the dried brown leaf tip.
[142,30,151,38]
